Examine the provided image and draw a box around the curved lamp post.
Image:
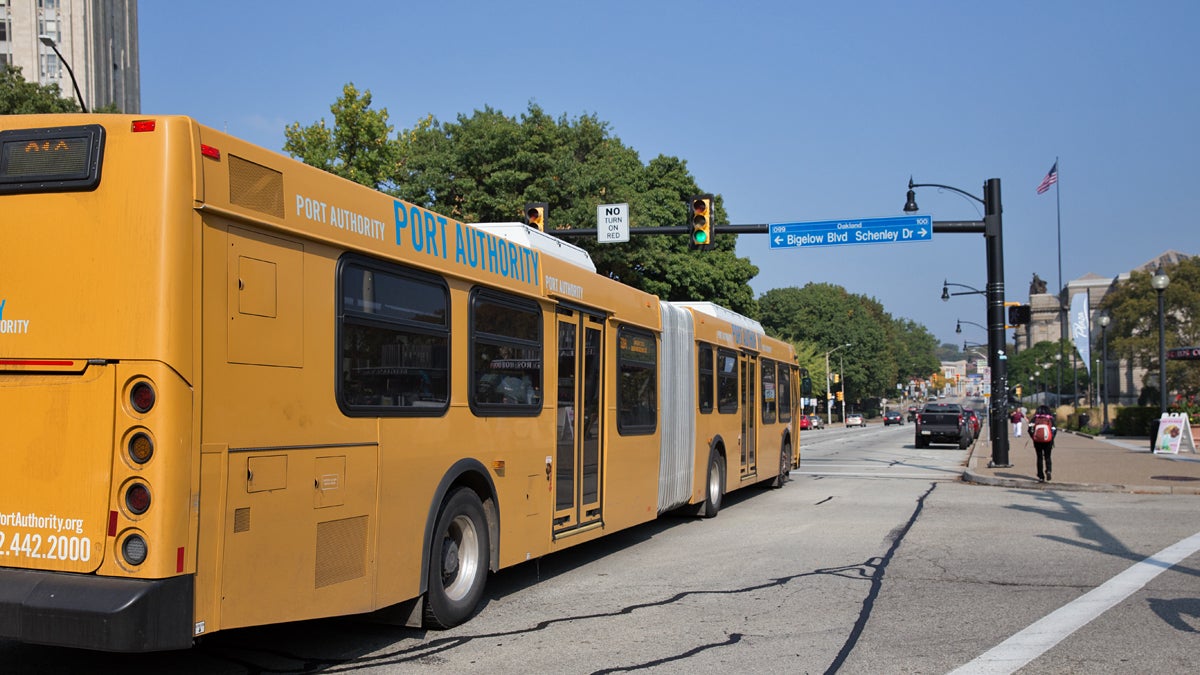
[824,343,852,427]
[38,35,87,112]
[906,177,1010,467]
[1098,314,1110,432]
[942,280,986,302]
[1151,267,1170,415]
[957,319,986,334]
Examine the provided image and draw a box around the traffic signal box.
[689,194,714,250]
[524,202,547,231]
[1007,304,1032,326]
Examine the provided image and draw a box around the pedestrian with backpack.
[1031,405,1056,482]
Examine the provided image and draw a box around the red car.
[964,407,981,439]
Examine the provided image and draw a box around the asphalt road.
[5,423,1198,674]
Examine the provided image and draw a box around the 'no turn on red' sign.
[597,203,629,243]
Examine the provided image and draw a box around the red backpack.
[1032,415,1054,443]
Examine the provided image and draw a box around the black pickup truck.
[914,403,973,449]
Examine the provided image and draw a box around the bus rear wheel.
[424,487,490,628]
[702,451,725,518]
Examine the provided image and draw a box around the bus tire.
[702,451,725,518]
[424,487,490,628]
[771,442,792,488]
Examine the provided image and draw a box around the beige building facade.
[1012,250,1192,405]
[1,0,139,112]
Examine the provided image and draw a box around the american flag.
[1036,161,1058,195]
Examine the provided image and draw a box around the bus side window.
[616,326,657,435]
[337,257,449,414]
[469,289,543,415]
[716,348,738,414]
[698,343,714,414]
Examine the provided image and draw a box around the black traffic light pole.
[906,178,1010,468]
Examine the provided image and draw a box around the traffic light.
[836,391,844,402]
[1007,304,1031,325]
[524,202,547,230]
[688,194,713,250]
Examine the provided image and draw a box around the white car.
[845,413,865,427]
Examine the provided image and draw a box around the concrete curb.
[960,433,1200,495]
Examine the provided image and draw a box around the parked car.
[845,412,865,428]
[883,409,903,426]
[808,414,825,430]
[964,407,981,439]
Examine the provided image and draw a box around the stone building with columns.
[1012,250,1192,405]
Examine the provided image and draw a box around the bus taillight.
[127,431,154,464]
[130,380,156,413]
[121,533,148,566]
[125,482,151,515]
[131,120,156,133]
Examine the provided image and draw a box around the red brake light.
[200,144,221,160]
[125,483,151,515]
[130,381,156,413]
[131,119,156,133]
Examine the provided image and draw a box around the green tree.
[285,92,760,315]
[758,283,929,402]
[283,83,401,189]
[0,64,80,114]
[1099,257,1200,400]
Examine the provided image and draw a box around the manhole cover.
[1150,475,1200,482]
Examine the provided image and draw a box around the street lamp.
[906,177,1010,467]
[957,319,986,334]
[1098,314,1111,432]
[824,343,852,427]
[1151,266,1171,415]
[38,35,87,113]
[941,279,986,302]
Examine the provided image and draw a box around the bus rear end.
[0,115,199,651]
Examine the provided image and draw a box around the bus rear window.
[0,124,105,194]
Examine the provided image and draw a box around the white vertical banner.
[1071,291,1091,375]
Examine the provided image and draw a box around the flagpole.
[1055,156,1064,403]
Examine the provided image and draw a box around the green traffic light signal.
[689,194,713,250]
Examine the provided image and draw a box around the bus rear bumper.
[0,568,194,652]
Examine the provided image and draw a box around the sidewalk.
[963,427,1200,495]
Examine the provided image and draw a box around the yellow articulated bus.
[0,114,799,652]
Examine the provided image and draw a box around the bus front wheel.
[424,487,490,628]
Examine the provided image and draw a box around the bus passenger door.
[739,354,758,479]
[553,308,605,535]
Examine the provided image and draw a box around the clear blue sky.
[140,0,1200,349]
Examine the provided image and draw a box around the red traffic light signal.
[689,194,713,250]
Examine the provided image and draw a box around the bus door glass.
[553,308,604,534]
[740,354,758,478]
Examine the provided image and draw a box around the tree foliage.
[283,83,400,189]
[285,91,759,315]
[758,284,939,402]
[0,64,80,115]
[1099,256,1200,399]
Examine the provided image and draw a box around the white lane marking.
[950,530,1200,674]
